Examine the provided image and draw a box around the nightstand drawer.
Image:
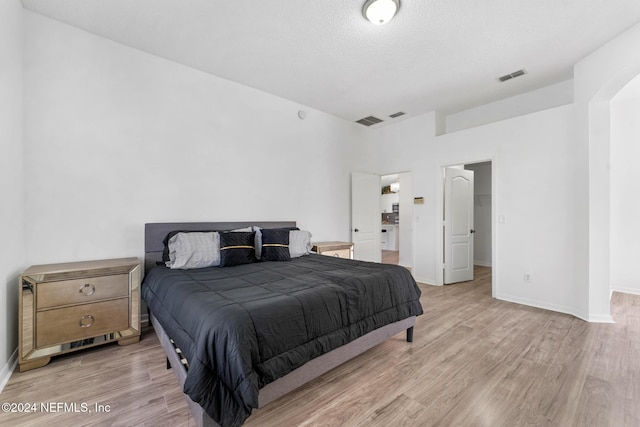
[37,274,129,309]
[36,298,129,348]
[325,249,351,259]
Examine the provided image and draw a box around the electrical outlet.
[523,273,531,282]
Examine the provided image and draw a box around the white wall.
[465,162,491,267]
[439,106,586,317]
[574,21,640,321]
[357,22,640,322]
[610,75,640,295]
[23,12,364,265]
[446,80,573,133]
[0,0,25,389]
[353,113,439,283]
[354,100,586,318]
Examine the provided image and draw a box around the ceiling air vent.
[356,116,384,126]
[389,111,406,118]
[498,69,526,82]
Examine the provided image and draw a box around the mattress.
[142,254,423,427]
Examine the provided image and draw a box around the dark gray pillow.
[219,231,256,267]
[261,228,291,261]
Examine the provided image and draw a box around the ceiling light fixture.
[363,0,400,25]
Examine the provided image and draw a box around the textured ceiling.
[20,0,640,124]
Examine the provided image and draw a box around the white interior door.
[444,167,474,284]
[351,172,381,262]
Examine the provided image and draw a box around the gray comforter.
[141,254,423,427]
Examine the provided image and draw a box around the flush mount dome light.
[363,0,400,25]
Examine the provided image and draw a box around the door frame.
[436,158,497,298]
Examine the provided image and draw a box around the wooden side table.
[18,257,141,371]
[312,241,354,259]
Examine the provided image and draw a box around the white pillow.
[166,232,220,269]
[289,230,312,258]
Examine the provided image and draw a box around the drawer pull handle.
[79,283,95,296]
[79,315,95,328]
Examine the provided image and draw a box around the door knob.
[354,228,359,232]
[470,229,476,233]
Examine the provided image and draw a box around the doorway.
[380,174,399,265]
[587,63,640,321]
[439,161,493,286]
[465,162,492,269]
[610,74,640,297]
[380,172,413,268]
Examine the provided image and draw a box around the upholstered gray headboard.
[144,221,297,272]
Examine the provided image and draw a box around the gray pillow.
[289,230,312,258]
[166,232,220,269]
[252,226,263,259]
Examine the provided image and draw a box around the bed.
[141,221,423,427]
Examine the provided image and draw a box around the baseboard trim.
[473,261,492,267]
[612,286,640,296]
[495,292,614,323]
[0,348,18,393]
[585,313,615,323]
[413,276,437,286]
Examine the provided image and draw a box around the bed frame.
[144,221,416,427]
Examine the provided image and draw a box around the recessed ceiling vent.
[498,69,526,82]
[389,111,405,118]
[356,115,384,126]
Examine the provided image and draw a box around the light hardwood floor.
[2,267,639,426]
[381,250,399,265]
